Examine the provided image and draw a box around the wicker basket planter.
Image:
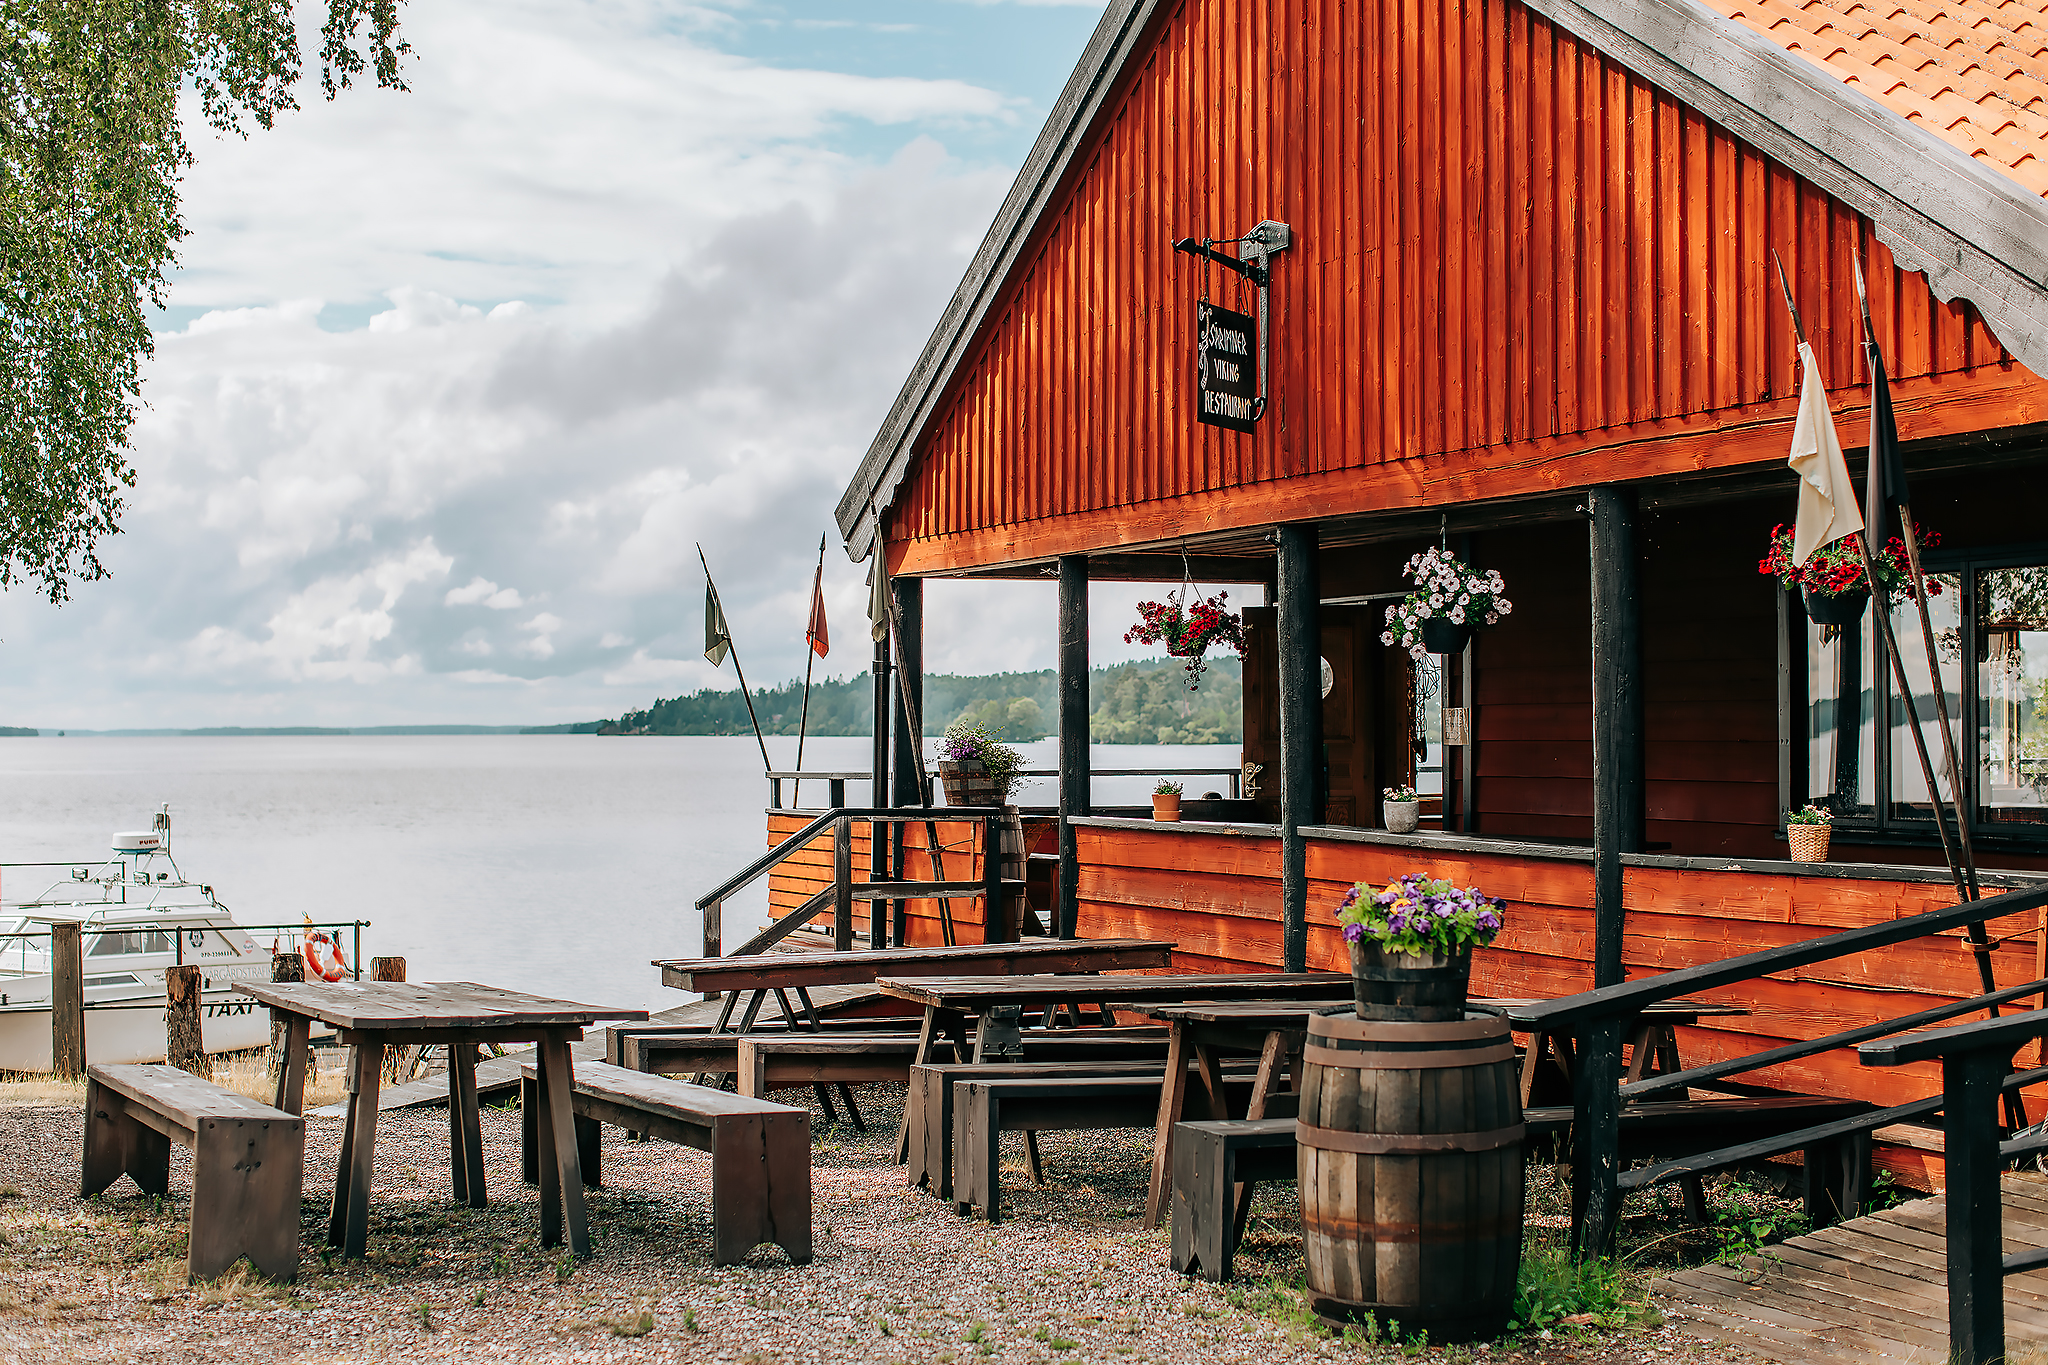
[1787,823,1832,863]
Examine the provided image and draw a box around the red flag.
[806,562,829,657]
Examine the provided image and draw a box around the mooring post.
[50,922,85,1079]
[165,964,208,1078]
[268,950,305,1082]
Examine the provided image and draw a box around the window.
[1783,545,2048,845]
[89,929,174,957]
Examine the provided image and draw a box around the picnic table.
[243,980,647,1259]
[876,972,1348,1163]
[653,939,1175,1034]
[1121,995,1753,1225]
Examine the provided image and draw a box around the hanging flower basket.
[1382,547,1511,661]
[1125,589,1246,689]
[1759,523,1942,625]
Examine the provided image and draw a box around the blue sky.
[0,0,1191,730]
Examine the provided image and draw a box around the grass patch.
[1509,1240,1656,1333]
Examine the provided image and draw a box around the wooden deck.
[1658,1174,2048,1363]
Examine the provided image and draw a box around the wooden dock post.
[1276,525,1322,974]
[1057,554,1090,941]
[50,922,85,1079]
[268,950,305,1081]
[165,964,209,1077]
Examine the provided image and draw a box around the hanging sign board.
[1196,301,1259,433]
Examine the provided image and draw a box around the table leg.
[1192,1041,1229,1120]
[272,1015,310,1115]
[1232,1030,1291,1235]
[538,1034,591,1257]
[1623,1021,1657,1084]
[534,1051,562,1246]
[897,1007,943,1163]
[1145,1022,1194,1227]
[327,1053,359,1248]
[449,1044,486,1208]
[713,991,739,1032]
[338,1040,383,1258]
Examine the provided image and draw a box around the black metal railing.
[695,806,1023,959]
[1507,881,2048,1257]
[1860,1007,2048,1365]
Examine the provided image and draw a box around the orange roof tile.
[1703,0,2048,195]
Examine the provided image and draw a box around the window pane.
[1888,575,1964,821]
[1978,566,2048,825]
[1806,602,1876,817]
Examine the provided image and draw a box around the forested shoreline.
[598,657,1243,744]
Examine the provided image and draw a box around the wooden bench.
[909,1060,1192,1201]
[618,1026,1171,1080]
[954,1072,1258,1222]
[82,1063,305,1282]
[1171,1116,1299,1282]
[517,1059,811,1265]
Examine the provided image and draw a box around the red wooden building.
[824,0,2048,1182]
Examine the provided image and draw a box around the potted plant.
[1786,804,1833,862]
[1152,780,1184,822]
[1758,523,1943,627]
[935,722,1026,807]
[1381,547,1512,659]
[1125,589,1247,689]
[1381,785,1420,833]
[1338,875,1506,1021]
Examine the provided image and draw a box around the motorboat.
[0,808,336,1072]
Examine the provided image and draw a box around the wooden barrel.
[997,806,1030,936]
[1297,1011,1525,1341]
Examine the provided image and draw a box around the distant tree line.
[597,657,1243,744]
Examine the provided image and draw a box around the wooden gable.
[883,0,2047,576]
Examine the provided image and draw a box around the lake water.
[0,735,1239,1012]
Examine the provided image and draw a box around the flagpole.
[793,534,827,810]
[1773,253,1968,902]
[698,544,774,775]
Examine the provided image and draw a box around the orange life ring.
[303,932,349,982]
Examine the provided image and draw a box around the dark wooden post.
[1588,487,1643,990]
[50,922,85,1078]
[873,632,899,947]
[165,964,208,1077]
[1057,554,1090,940]
[1276,525,1322,974]
[268,950,305,1081]
[982,812,1009,943]
[1944,1044,2018,1365]
[833,816,855,950]
[1569,1015,1626,1256]
[892,577,925,806]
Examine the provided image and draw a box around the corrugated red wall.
[885,0,2040,574]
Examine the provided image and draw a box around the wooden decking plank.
[1659,1288,1927,1363]
[1695,1260,1954,1353]
[1819,1217,2048,1305]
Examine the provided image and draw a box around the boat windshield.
[90,929,176,957]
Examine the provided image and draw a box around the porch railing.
[1508,880,2048,1258]
[764,766,1243,811]
[694,806,1022,960]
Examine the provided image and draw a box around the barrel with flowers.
[1299,875,1523,1339]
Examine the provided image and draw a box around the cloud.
[446,577,525,609]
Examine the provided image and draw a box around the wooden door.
[1239,606,1381,827]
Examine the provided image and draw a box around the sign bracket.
[1175,221,1290,422]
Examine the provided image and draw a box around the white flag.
[1787,340,1865,566]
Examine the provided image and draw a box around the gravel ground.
[0,1087,1782,1364]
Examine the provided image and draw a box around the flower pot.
[1787,824,1832,863]
[1152,793,1183,822]
[1348,941,1473,1022]
[1382,800,1420,834]
[1420,617,1474,655]
[937,759,1000,808]
[1801,586,1871,626]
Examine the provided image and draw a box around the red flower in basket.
[1125,590,1247,689]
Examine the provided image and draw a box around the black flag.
[1862,339,1910,544]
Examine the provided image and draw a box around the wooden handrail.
[1512,880,2048,1032]
[1859,1007,2048,1365]
[694,806,1001,910]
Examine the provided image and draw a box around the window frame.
[1778,537,2048,850]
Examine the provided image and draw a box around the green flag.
[704,581,731,667]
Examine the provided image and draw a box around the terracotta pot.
[937,759,1000,808]
[1152,793,1183,822]
[1348,941,1472,1022]
[1787,823,1832,863]
[1382,800,1420,834]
